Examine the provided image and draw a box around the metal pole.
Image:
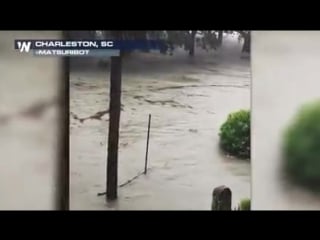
[144,114,151,174]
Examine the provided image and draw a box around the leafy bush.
[283,100,320,191]
[219,110,250,159]
[234,198,251,211]
[239,198,251,210]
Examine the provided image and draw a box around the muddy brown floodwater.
[252,31,320,210]
[70,35,250,210]
[0,31,61,210]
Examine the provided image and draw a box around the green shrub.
[219,110,250,159]
[234,198,251,211]
[283,100,320,191]
[239,198,251,210]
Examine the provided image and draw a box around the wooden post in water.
[106,53,122,201]
[56,31,69,210]
[144,114,151,174]
[211,185,232,210]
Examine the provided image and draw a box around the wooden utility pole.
[106,31,122,201]
[56,31,70,210]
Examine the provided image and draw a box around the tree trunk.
[218,31,223,47]
[242,32,250,53]
[189,31,196,56]
[106,32,122,201]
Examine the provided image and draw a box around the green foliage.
[219,110,250,159]
[283,100,320,191]
[239,198,251,210]
[233,198,250,211]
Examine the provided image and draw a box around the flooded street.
[70,35,250,210]
[252,31,320,210]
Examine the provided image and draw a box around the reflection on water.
[70,35,250,210]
